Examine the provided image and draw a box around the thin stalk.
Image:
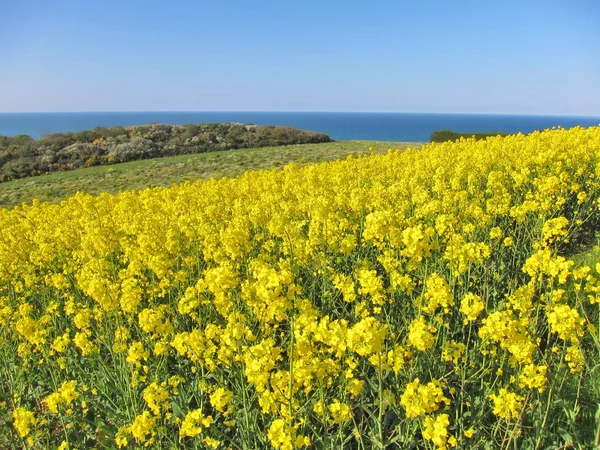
[288,311,295,425]
[534,386,554,449]
[377,352,384,448]
[240,365,252,450]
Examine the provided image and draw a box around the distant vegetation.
[430,129,509,142]
[0,123,332,182]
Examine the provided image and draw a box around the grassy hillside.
[0,140,419,208]
[0,123,332,182]
[573,239,600,267]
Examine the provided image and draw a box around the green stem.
[377,352,384,448]
[288,311,295,425]
[534,386,553,449]
[240,365,252,450]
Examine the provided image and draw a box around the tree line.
[430,129,509,142]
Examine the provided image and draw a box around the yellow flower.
[138,306,174,337]
[347,316,387,355]
[503,237,514,247]
[210,387,233,413]
[422,274,454,314]
[519,364,547,392]
[12,407,36,438]
[565,345,585,373]
[489,388,524,420]
[400,378,449,418]
[130,411,157,444]
[541,217,569,245]
[179,409,213,438]
[459,293,484,323]
[546,304,585,343]
[267,419,309,449]
[313,400,325,417]
[51,332,70,353]
[73,331,98,356]
[356,267,384,299]
[422,414,456,450]
[442,340,466,365]
[45,380,79,414]
[203,436,221,449]
[1,119,599,449]
[243,338,282,393]
[479,310,536,364]
[142,381,170,416]
[328,399,352,424]
[332,272,357,303]
[115,425,130,448]
[408,316,436,351]
[126,341,149,367]
[489,227,503,239]
[346,378,365,398]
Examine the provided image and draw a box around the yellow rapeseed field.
[1,126,599,449]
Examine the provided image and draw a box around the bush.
[108,137,159,163]
[430,129,509,143]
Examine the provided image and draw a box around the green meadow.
[0,141,419,208]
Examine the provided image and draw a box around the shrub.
[430,129,509,142]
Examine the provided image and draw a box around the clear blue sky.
[1,0,599,115]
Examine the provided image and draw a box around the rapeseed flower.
[546,304,585,343]
[1,125,599,448]
[12,407,36,438]
[489,389,524,420]
[45,380,79,414]
[408,316,436,351]
[459,293,484,323]
[179,409,213,438]
[400,378,449,418]
[422,414,456,450]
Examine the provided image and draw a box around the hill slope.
[0,140,419,208]
[0,123,331,182]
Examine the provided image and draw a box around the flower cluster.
[2,126,599,448]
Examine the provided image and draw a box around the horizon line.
[1,110,600,118]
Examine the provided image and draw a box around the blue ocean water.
[0,112,599,142]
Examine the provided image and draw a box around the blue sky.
[1,0,599,114]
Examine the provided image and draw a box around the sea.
[0,112,599,142]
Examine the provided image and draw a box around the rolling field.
[1,128,599,449]
[0,141,418,209]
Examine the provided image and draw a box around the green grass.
[0,140,421,209]
[573,236,600,268]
